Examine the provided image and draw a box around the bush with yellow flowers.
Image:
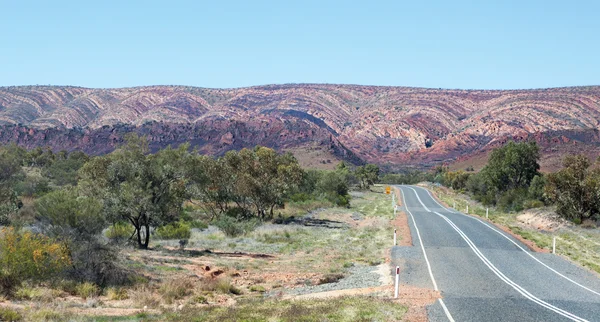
[0,227,70,295]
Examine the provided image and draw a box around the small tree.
[481,141,540,193]
[0,145,25,225]
[355,164,380,190]
[79,135,189,249]
[545,155,600,223]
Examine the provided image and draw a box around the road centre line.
[413,185,600,298]
[399,188,455,322]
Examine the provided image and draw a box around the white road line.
[413,185,600,298]
[438,299,456,322]
[407,186,431,212]
[399,187,455,322]
[436,211,588,322]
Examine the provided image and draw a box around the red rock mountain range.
[1,84,600,171]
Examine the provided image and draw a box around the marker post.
[394,266,400,298]
[553,237,556,254]
[393,229,397,246]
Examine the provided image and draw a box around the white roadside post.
[392,193,395,208]
[453,201,456,209]
[553,237,556,254]
[393,229,397,246]
[394,266,400,298]
[486,208,489,219]
[466,205,469,214]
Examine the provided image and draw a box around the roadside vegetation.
[0,138,404,320]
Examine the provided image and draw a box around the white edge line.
[413,185,600,298]
[399,186,455,322]
[439,299,456,322]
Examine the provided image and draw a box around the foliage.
[105,222,135,242]
[315,170,350,206]
[545,154,600,223]
[0,227,70,294]
[0,144,26,225]
[214,213,260,237]
[354,164,380,190]
[14,175,50,198]
[481,141,540,193]
[380,171,433,185]
[75,282,100,299]
[155,221,192,240]
[78,135,190,249]
[0,307,22,321]
[42,150,89,186]
[35,188,127,286]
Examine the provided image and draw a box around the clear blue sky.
[1,0,598,89]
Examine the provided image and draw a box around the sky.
[1,0,599,90]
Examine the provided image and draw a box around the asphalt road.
[392,185,600,322]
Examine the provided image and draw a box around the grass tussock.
[160,296,407,322]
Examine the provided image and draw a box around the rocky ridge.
[1,84,600,170]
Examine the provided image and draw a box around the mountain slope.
[1,84,600,170]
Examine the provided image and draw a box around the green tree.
[79,135,189,249]
[0,145,25,224]
[481,141,540,193]
[545,155,600,223]
[355,164,380,190]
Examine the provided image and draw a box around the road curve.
[393,185,600,322]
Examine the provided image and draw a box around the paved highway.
[393,185,600,322]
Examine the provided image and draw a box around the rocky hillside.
[1,84,600,170]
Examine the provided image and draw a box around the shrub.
[159,278,194,304]
[13,286,60,302]
[75,282,100,299]
[0,307,22,321]
[523,199,544,209]
[249,285,266,293]
[129,285,161,308]
[105,222,134,242]
[106,287,129,300]
[155,221,192,240]
[0,227,70,295]
[214,215,258,237]
[317,273,344,285]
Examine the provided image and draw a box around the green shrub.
[0,227,70,295]
[523,199,544,209]
[106,287,129,300]
[214,216,258,237]
[105,222,134,242]
[75,282,100,299]
[249,285,266,293]
[155,221,192,240]
[0,307,22,321]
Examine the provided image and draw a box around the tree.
[545,155,600,223]
[0,145,25,224]
[35,188,122,285]
[316,170,350,206]
[79,135,189,249]
[481,141,540,193]
[355,164,380,190]
[224,147,304,219]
